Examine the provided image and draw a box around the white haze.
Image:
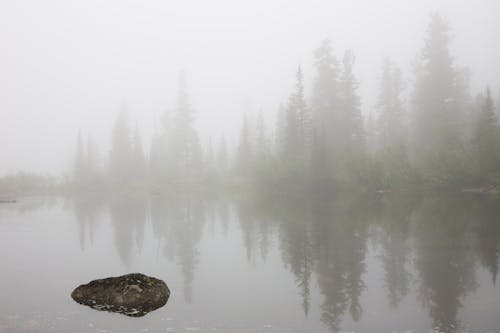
[0,0,499,175]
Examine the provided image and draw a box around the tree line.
[72,14,500,193]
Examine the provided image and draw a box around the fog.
[3,3,500,332]
[1,0,500,175]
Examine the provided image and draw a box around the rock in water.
[71,273,170,317]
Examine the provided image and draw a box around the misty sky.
[1,0,499,175]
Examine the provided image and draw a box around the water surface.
[0,193,499,333]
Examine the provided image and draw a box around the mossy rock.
[71,273,170,317]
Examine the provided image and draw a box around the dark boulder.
[71,273,170,317]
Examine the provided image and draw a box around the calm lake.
[0,192,499,333]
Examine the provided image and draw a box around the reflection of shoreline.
[68,192,500,333]
[0,195,59,216]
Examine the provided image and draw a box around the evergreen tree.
[149,131,165,187]
[236,114,253,177]
[216,135,228,174]
[86,135,101,183]
[165,72,203,184]
[473,88,500,181]
[293,66,311,159]
[131,124,147,183]
[365,112,378,154]
[150,112,171,187]
[375,58,414,189]
[74,130,86,182]
[274,103,287,159]
[73,130,101,187]
[205,138,215,169]
[109,110,133,184]
[339,50,364,160]
[282,66,311,176]
[311,40,341,178]
[496,89,500,120]
[411,14,469,185]
[376,58,405,151]
[339,50,365,155]
[295,69,312,156]
[203,138,217,182]
[284,88,299,161]
[255,111,268,160]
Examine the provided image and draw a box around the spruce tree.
[216,135,228,173]
[110,110,133,184]
[411,13,469,185]
[275,103,287,159]
[283,66,311,175]
[86,135,100,184]
[236,114,253,177]
[375,58,412,189]
[284,86,299,161]
[74,130,85,182]
[339,50,364,158]
[256,111,268,161]
[294,67,311,162]
[376,58,405,151]
[166,72,203,184]
[131,124,146,183]
[311,40,341,179]
[474,88,500,181]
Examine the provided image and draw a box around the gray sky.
[1,0,499,175]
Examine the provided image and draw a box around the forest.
[6,14,499,196]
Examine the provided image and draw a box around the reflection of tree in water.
[240,192,372,331]
[312,197,369,331]
[277,197,314,317]
[68,190,500,332]
[471,198,500,286]
[235,193,275,264]
[150,192,205,303]
[0,196,58,224]
[413,197,478,333]
[379,227,411,308]
[217,197,230,238]
[375,195,414,308]
[72,194,105,251]
[108,194,148,267]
